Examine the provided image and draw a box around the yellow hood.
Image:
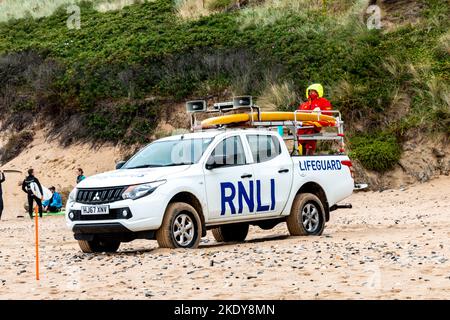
[306,83,324,98]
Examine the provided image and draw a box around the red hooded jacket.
[297,96,333,154]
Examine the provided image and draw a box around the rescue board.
[200,111,336,128]
[30,182,53,201]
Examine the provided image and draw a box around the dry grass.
[256,81,298,111]
[174,0,213,20]
[95,0,149,13]
[382,56,409,81]
[330,79,372,124]
[0,0,81,22]
[426,77,450,114]
[437,31,450,55]
[386,88,410,124]
[0,0,151,22]
[330,79,354,102]
[236,0,368,30]
[407,63,450,132]
[378,59,449,131]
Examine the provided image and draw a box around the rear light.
[341,160,355,179]
[341,160,352,167]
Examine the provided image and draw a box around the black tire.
[212,223,249,242]
[156,202,202,249]
[286,193,325,236]
[78,239,120,253]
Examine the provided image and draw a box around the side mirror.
[205,155,226,170]
[116,161,126,170]
[205,162,216,170]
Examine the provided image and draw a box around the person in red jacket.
[297,83,333,155]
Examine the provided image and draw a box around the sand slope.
[0,176,449,299]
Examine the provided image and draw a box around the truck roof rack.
[185,96,346,155]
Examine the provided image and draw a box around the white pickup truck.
[66,129,354,253]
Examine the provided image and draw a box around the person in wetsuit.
[21,168,43,219]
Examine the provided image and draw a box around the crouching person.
[43,186,63,213]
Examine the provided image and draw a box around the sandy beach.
[0,176,449,300]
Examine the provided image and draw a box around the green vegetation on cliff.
[0,0,448,171]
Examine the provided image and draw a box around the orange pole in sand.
[35,205,40,281]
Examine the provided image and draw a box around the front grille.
[76,187,127,204]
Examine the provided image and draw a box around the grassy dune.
[0,0,448,171]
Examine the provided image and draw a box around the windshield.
[123,138,213,169]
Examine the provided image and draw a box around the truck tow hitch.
[354,183,368,190]
[330,203,353,212]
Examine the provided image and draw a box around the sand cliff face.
[0,128,126,216]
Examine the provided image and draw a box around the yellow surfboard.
[201,111,336,128]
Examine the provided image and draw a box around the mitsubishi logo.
[93,192,101,201]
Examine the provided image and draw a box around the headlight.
[68,188,77,202]
[122,180,166,200]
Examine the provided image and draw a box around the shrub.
[349,133,401,172]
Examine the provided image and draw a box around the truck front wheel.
[287,193,325,236]
[78,239,120,253]
[212,223,249,242]
[156,202,202,249]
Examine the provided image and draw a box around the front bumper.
[72,222,155,242]
[66,194,168,233]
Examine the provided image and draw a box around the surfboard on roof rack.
[185,95,346,155]
[200,111,337,129]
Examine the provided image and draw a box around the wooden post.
[35,205,40,281]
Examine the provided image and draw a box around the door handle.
[278,169,289,173]
[241,174,253,179]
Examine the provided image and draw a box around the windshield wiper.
[126,162,193,169]
[160,162,194,167]
[125,164,163,169]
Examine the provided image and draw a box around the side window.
[207,136,246,167]
[246,135,281,163]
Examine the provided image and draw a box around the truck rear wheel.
[156,202,202,249]
[78,239,120,253]
[287,193,325,236]
[212,223,249,242]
